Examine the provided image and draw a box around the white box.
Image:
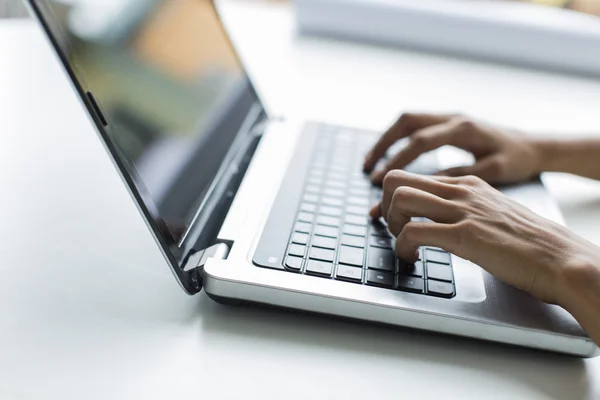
[295,0,600,77]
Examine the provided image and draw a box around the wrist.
[560,256,600,306]
[528,138,564,174]
[559,253,600,344]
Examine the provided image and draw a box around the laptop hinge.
[183,242,230,274]
[181,242,230,293]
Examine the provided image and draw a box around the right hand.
[370,170,590,305]
[370,170,600,347]
[363,113,543,185]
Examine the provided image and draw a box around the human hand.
[364,113,543,185]
[370,170,600,307]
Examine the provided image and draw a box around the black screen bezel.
[25,0,267,294]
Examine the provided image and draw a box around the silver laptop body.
[26,0,598,357]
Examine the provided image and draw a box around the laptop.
[26,0,598,357]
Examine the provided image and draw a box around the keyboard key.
[303,193,319,203]
[368,248,396,272]
[317,141,333,150]
[322,197,344,207]
[336,265,363,282]
[344,215,368,226]
[323,188,345,198]
[350,178,371,187]
[307,176,324,186]
[327,172,346,181]
[369,235,392,249]
[312,236,337,250]
[317,215,341,227]
[412,217,433,223]
[298,212,315,223]
[426,250,451,265]
[402,260,424,277]
[331,158,350,166]
[288,244,306,258]
[346,205,369,215]
[426,246,445,252]
[334,132,353,142]
[341,235,366,248]
[313,160,327,169]
[418,247,423,260]
[343,225,367,237]
[292,232,309,245]
[325,181,346,189]
[348,187,370,197]
[397,277,424,293]
[427,263,453,282]
[338,246,365,267]
[314,225,339,238]
[309,247,335,262]
[329,166,349,174]
[310,169,325,177]
[427,281,455,298]
[366,270,394,288]
[371,192,382,204]
[371,221,392,238]
[300,203,317,213]
[331,167,350,175]
[347,196,370,206]
[350,169,365,178]
[306,185,320,194]
[285,256,303,272]
[294,222,312,234]
[397,257,412,271]
[306,260,333,277]
[319,206,343,217]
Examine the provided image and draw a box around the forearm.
[533,138,600,180]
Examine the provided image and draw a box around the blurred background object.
[0,0,27,18]
[295,0,600,77]
[0,0,290,19]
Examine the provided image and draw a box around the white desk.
[2,2,600,398]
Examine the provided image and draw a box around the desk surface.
[2,2,600,399]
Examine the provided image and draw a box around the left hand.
[363,113,542,185]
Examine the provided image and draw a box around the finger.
[364,113,454,172]
[380,170,459,221]
[371,119,464,183]
[370,202,383,219]
[423,174,474,185]
[386,187,462,237]
[395,222,457,261]
[438,156,505,183]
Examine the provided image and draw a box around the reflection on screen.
[37,0,261,245]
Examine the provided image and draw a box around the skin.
[364,113,600,347]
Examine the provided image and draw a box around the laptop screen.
[33,0,263,246]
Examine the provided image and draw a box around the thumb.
[438,156,504,183]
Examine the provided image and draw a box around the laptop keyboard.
[283,126,456,299]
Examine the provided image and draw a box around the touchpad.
[404,152,442,175]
